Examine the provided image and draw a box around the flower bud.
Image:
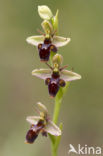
[41,20,53,35]
[52,54,63,67]
[38,5,53,20]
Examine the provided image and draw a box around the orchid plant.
[25,5,81,156]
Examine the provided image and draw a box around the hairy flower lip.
[38,39,57,62]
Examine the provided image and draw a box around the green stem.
[49,82,70,156]
[53,82,70,124]
[51,142,57,156]
[53,92,62,124]
[49,10,69,156]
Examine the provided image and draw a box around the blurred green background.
[0,0,103,155]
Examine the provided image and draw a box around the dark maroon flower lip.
[45,71,65,97]
[46,78,66,97]
[48,79,59,97]
[38,43,50,61]
[26,120,45,144]
[26,129,38,144]
[38,38,57,62]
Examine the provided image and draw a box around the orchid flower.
[25,102,61,144]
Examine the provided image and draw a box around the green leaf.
[26,35,44,46]
[52,10,59,32]
[38,5,53,20]
[49,134,55,144]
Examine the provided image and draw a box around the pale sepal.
[32,69,51,80]
[37,102,48,114]
[45,120,62,136]
[26,116,42,125]
[60,70,82,82]
[26,35,71,48]
[26,35,44,46]
[52,36,71,47]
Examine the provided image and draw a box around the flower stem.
[49,11,70,156]
[49,82,70,156]
[51,142,57,156]
[53,82,70,124]
[53,90,63,124]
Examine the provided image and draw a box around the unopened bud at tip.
[52,54,63,67]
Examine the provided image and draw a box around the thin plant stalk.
[49,82,70,156]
